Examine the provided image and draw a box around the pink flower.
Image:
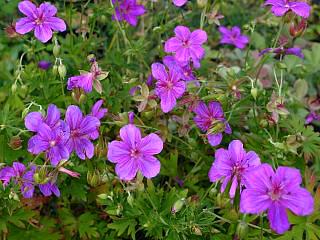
[241,164,314,234]
[15,1,66,43]
[172,0,188,7]
[219,26,249,49]
[209,140,261,198]
[164,26,207,68]
[107,124,163,181]
[151,63,186,113]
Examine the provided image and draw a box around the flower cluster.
[25,101,107,166]
[209,140,314,234]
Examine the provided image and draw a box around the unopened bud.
[9,136,23,150]
[53,44,60,57]
[251,87,258,100]
[127,194,134,207]
[11,83,17,94]
[58,64,66,79]
[236,221,248,239]
[87,170,101,187]
[52,65,58,75]
[197,0,207,8]
[172,198,185,214]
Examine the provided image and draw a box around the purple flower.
[219,26,249,49]
[107,124,163,181]
[240,164,314,234]
[67,73,94,93]
[259,47,304,59]
[0,162,26,186]
[15,1,66,43]
[165,26,207,68]
[67,61,107,94]
[193,101,232,146]
[209,140,261,198]
[305,111,320,124]
[90,100,108,139]
[39,181,60,197]
[151,63,186,113]
[163,56,198,86]
[90,100,108,120]
[25,104,61,133]
[28,122,70,166]
[172,0,188,7]
[112,0,146,26]
[21,167,36,198]
[38,60,51,70]
[65,105,100,160]
[264,0,311,19]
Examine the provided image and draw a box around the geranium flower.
[112,0,146,26]
[21,166,36,198]
[193,101,231,146]
[264,0,311,19]
[172,0,187,7]
[27,122,70,166]
[38,60,51,70]
[89,100,108,139]
[0,162,26,186]
[65,105,100,160]
[209,140,261,198]
[151,62,186,113]
[219,26,249,49]
[67,60,108,94]
[240,164,314,234]
[164,26,207,68]
[259,47,304,59]
[163,56,198,86]
[39,181,60,197]
[107,124,163,181]
[25,104,62,133]
[15,1,66,43]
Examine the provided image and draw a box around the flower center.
[232,165,244,179]
[166,81,174,90]
[182,40,190,48]
[50,140,56,147]
[35,14,45,25]
[130,148,141,159]
[268,185,283,201]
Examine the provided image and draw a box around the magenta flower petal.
[289,2,311,18]
[65,106,83,129]
[174,26,191,41]
[120,124,142,147]
[268,203,290,234]
[115,158,139,180]
[190,29,208,45]
[240,189,272,213]
[46,104,60,127]
[164,37,183,52]
[151,63,169,82]
[172,0,187,7]
[107,141,131,163]
[18,1,37,17]
[74,137,95,160]
[139,155,161,178]
[34,24,53,43]
[45,17,67,31]
[25,111,43,132]
[139,133,163,155]
[207,133,223,146]
[39,2,57,17]
[15,17,35,34]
